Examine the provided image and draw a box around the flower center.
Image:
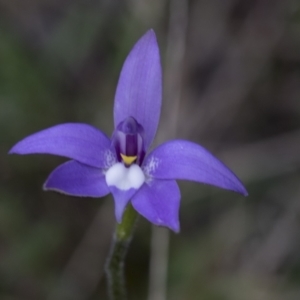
[112,116,145,166]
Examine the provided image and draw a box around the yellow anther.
[120,153,137,165]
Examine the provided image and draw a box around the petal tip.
[42,180,49,191]
[115,208,124,223]
[8,136,35,155]
[42,183,59,194]
[234,181,248,197]
[170,223,180,233]
[242,187,249,197]
[133,30,158,58]
[8,144,20,155]
[42,181,79,197]
[42,180,58,193]
[154,222,180,233]
[154,218,180,233]
[145,28,156,39]
[137,29,159,53]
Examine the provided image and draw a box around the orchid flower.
[9,30,247,232]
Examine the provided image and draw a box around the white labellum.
[105,162,145,190]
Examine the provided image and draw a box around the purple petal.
[114,29,162,150]
[44,160,110,197]
[9,123,113,168]
[132,179,180,232]
[109,186,138,223]
[143,140,248,196]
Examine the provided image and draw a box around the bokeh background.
[1,0,300,299]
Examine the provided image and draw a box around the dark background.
[1,0,300,299]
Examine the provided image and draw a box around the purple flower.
[9,30,247,232]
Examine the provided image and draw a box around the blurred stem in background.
[106,205,138,300]
[148,1,188,300]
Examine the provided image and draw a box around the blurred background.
[1,0,300,299]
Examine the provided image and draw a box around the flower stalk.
[106,204,138,300]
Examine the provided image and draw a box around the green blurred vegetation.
[1,0,300,299]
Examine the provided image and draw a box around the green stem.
[106,204,138,300]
